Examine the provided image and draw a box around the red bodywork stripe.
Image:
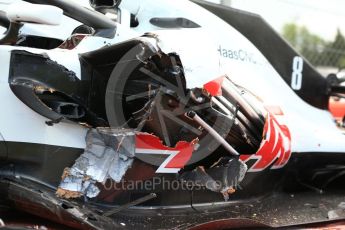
[136,133,196,169]
[203,76,225,96]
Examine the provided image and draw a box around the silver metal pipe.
[185,111,239,156]
[222,79,264,127]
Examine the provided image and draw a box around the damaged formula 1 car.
[1,0,345,229]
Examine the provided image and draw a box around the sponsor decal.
[218,45,259,64]
[240,113,291,172]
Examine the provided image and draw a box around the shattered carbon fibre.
[179,157,247,201]
[57,128,135,198]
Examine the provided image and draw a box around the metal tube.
[216,95,262,140]
[222,79,264,128]
[186,111,239,156]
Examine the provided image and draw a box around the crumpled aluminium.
[57,128,135,199]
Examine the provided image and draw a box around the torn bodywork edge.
[57,128,199,199]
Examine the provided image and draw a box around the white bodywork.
[0,0,344,156]
[6,1,63,25]
[0,0,83,40]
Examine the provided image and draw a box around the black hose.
[0,11,10,29]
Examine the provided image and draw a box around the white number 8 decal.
[291,56,303,90]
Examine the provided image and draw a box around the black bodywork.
[0,10,9,29]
